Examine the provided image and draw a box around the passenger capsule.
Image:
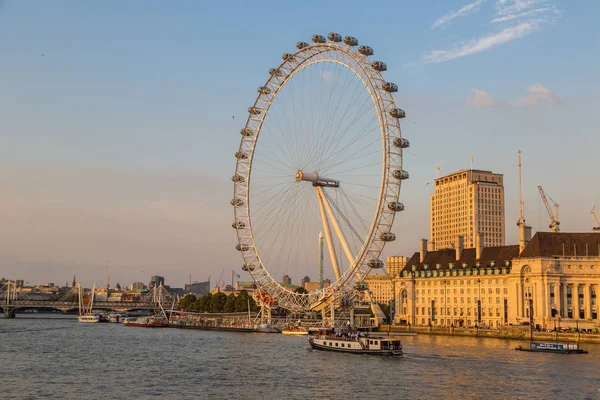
[388,201,405,212]
[236,244,250,251]
[258,86,271,95]
[382,82,398,93]
[231,198,244,206]
[368,259,385,269]
[380,232,396,242]
[354,281,368,291]
[269,68,283,77]
[372,61,387,71]
[312,34,326,43]
[393,138,410,148]
[282,53,295,62]
[328,32,342,42]
[235,151,248,160]
[240,128,254,136]
[389,108,406,118]
[248,107,262,115]
[296,42,309,50]
[358,45,373,56]
[232,174,245,183]
[343,36,358,46]
[393,170,409,180]
[242,263,256,272]
[232,221,246,229]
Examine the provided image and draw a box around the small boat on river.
[309,334,403,356]
[515,342,588,354]
[125,315,169,328]
[282,326,309,335]
[78,313,101,323]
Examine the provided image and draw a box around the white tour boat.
[309,333,403,356]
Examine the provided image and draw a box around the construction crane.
[592,209,600,231]
[517,150,526,228]
[537,185,560,232]
[591,195,600,231]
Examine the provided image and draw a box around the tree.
[224,293,237,313]
[210,292,227,313]
[294,287,308,294]
[195,293,212,312]
[178,294,196,310]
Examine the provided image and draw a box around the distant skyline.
[1,0,599,287]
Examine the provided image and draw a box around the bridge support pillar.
[3,308,16,318]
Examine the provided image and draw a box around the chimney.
[476,233,483,260]
[520,225,532,254]
[427,241,436,252]
[420,238,428,263]
[456,235,464,261]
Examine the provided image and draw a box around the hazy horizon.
[1,0,599,288]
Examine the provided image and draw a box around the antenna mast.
[517,150,525,226]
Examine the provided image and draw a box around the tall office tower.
[430,169,505,249]
[386,256,408,277]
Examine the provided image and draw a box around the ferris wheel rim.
[232,35,406,312]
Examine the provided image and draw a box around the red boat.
[125,315,169,328]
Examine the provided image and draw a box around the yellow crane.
[537,185,560,232]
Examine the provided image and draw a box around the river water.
[1,315,598,399]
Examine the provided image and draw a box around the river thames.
[1,315,598,399]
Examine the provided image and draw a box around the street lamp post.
[477,279,481,330]
[443,280,447,327]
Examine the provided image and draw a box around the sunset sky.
[1,0,599,287]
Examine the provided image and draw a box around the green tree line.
[177,290,259,313]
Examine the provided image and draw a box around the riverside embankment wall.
[380,326,600,344]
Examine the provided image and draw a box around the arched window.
[521,265,531,275]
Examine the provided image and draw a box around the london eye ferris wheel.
[232,33,409,312]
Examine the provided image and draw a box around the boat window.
[369,340,373,345]
[335,343,338,347]
[341,343,344,347]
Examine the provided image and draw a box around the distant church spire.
[72,274,76,288]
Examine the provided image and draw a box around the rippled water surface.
[1,315,599,399]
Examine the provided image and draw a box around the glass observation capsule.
[389,108,406,118]
[393,170,409,180]
[388,201,405,211]
[382,82,398,93]
[344,36,358,46]
[328,32,342,42]
[380,232,396,242]
[358,45,373,56]
[393,138,410,148]
[312,34,326,43]
[372,61,387,71]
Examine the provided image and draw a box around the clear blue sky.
[1,0,599,287]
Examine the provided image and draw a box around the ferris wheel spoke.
[319,103,378,170]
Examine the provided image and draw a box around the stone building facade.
[394,232,600,330]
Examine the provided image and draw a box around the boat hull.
[309,341,402,356]
[125,323,168,328]
[515,343,588,354]
[282,330,308,335]
[515,347,587,354]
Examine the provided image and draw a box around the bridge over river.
[1,281,174,318]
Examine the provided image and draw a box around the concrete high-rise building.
[430,169,505,249]
[386,256,408,277]
[283,275,292,285]
[149,275,165,289]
